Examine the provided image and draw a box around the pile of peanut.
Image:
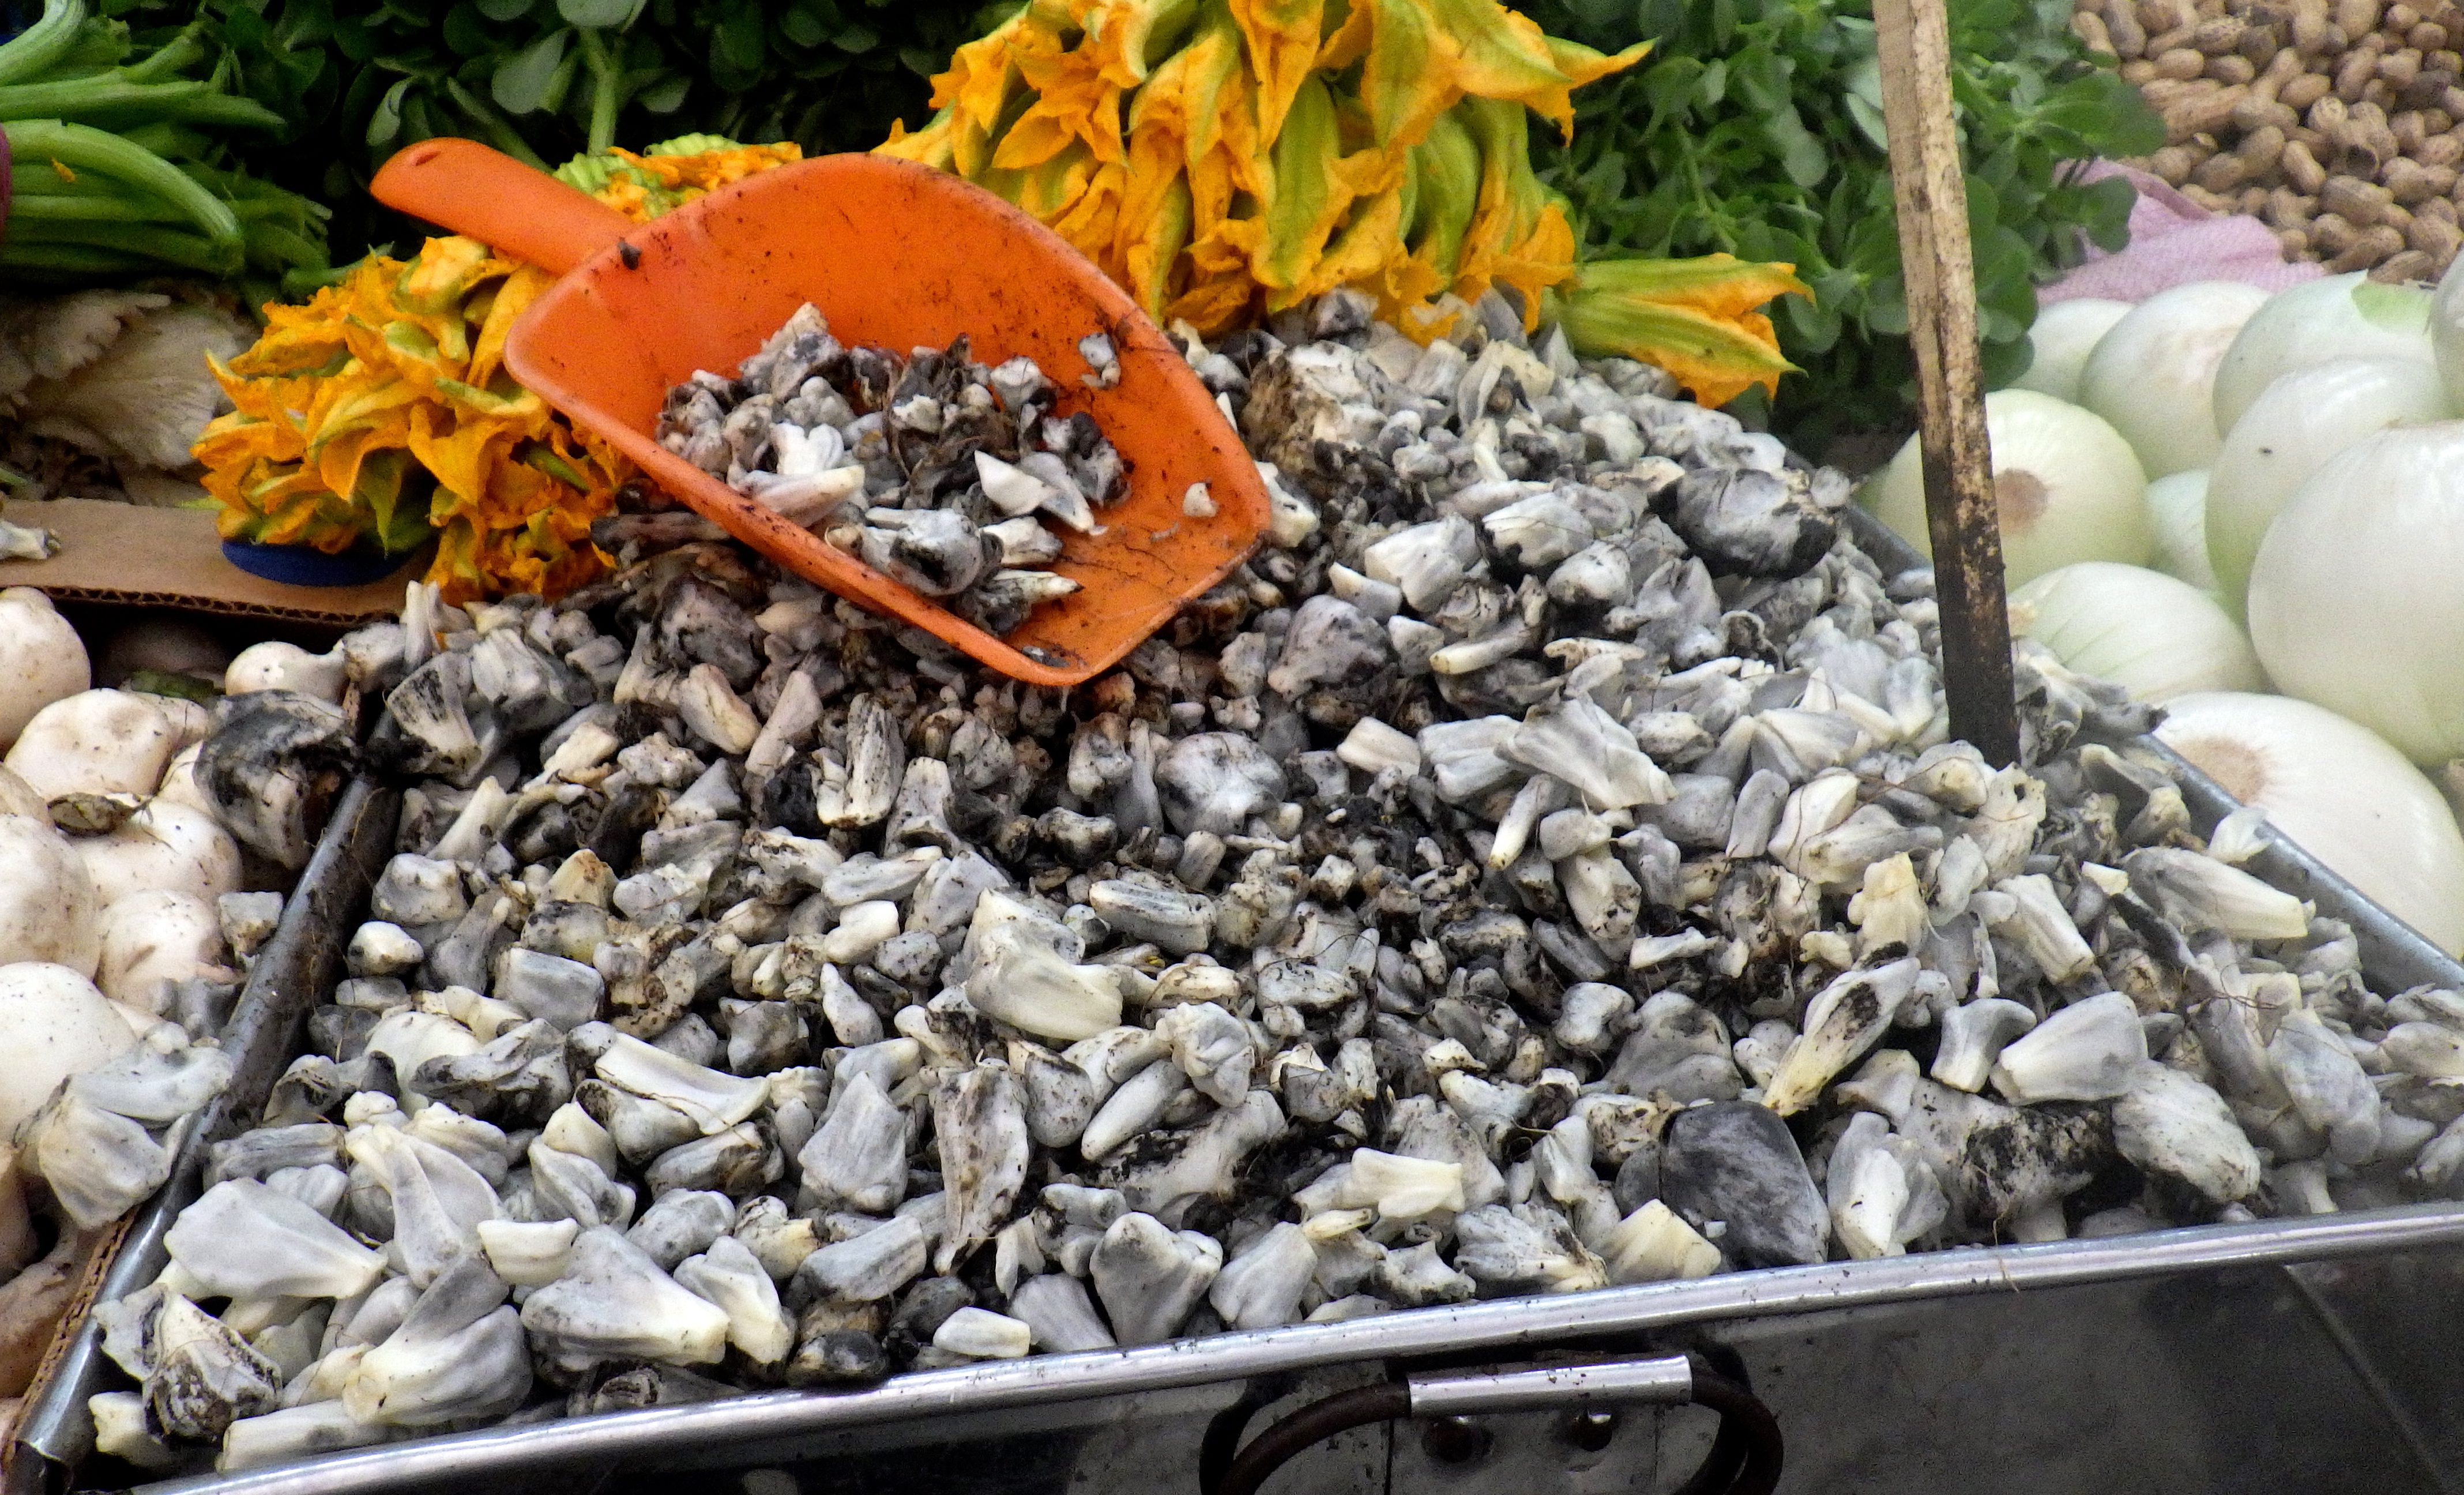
[2075,0,2464,279]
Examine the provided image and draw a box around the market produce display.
[0,0,330,288]
[1528,0,2164,442]
[2081,0,2464,279]
[872,0,1810,409]
[0,589,366,1406]
[196,137,800,602]
[18,0,2464,1479]
[655,306,1119,636]
[74,290,2464,1474]
[1865,269,2464,953]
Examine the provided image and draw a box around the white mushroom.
[0,961,137,1133]
[223,641,349,703]
[5,689,178,800]
[0,816,102,974]
[0,588,91,749]
[76,801,243,907]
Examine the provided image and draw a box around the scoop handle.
[371,138,635,277]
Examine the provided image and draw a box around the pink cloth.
[2040,161,2324,303]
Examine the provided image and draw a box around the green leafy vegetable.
[1,0,330,291]
[1522,0,2162,450]
[103,0,1003,262]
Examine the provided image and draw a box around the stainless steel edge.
[1405,1357,1694,1417]
[128,1204,2464,1495]
[12,779,398,1492]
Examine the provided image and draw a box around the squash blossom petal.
[1255,76,1400,292]
[1077,0,1206,87]
[1547,257,1806,407]
[1228,0,1324,143]
[1358,0,1455,149]
[1315,0,1374,70]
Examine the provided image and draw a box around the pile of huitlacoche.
[92,288,2464,1475]
[655,304,1124,638]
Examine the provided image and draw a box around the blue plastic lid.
[221,539,424,589]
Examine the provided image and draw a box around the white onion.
[2079,281,2271,478]
[2009,562,2263,703]
[1864,389,2151,588]
[2418,250,2464,413]
[2157,692,2464,953]
[2012,298,2132,405]
[2145,471,2218,593]
[2205,356,2449,617]
[2211,273,2436,434]
[2247,423,2464,764]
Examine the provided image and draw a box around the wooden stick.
[1872,0,2020,767]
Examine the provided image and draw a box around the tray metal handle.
[1201,1353,1782,1495]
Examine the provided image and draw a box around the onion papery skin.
[2158,690,2464,954]
[2015,298,2132,405]
[2010,562,2263,704]
[2081,281,2271,479]
[2247,425,2464,769]
[1865,389,2152,589]
[2205,356,2449,619]
[2213,272,2435,436]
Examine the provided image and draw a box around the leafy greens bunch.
[1522,0,2164,448]
[106,0,994,259]
[1,0,329,288]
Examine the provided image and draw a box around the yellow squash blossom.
[881,0,1797,406]
[1075,0,1206,86]
[1546,256,1812,406]
[201,137,799,602]
[1227,0,1323,143]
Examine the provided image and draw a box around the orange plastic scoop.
[371,138,1269,688]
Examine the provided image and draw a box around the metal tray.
[6,780,400,1495]
[52,513,2464,1494]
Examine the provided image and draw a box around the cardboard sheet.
[0,498,417,623]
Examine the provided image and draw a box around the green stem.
[0,77,287,132]
[577,28,620,155]
[118,119,210,157]
[244,220,328,272]
[0,239,170,277]
[7,217,243,273]
[0,0,87,89]
[2,190,188,223]
[6,118,243,254]
[143,93,288,131]
[121,25,209,85]
[7,164,136,197]
[443,78,550,170]
[0,76,206,121]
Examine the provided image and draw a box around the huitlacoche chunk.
[657,307,1121,633]
[111,288,2448,1455]
[1660,1102,1828,1269]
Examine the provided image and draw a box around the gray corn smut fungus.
[652,305,1128,635]
[97,287,2464,1474]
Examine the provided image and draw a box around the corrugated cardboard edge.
[0,1210,136,1488]
[0,499,419,624]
